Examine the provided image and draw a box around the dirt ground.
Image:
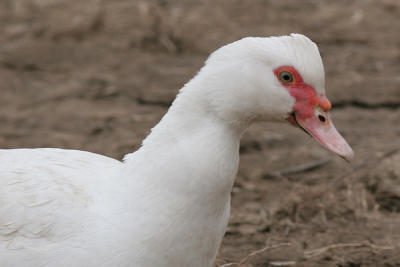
[0,0,400,266]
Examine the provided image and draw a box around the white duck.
[0,34,353,267]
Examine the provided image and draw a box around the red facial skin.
[273,66,331,122]
[273,66,354,161]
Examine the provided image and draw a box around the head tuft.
[208,34,325,94]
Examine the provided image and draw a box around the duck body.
[0,34,353,266]
[1,106,241,267]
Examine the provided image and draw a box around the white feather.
[0,34,325,267]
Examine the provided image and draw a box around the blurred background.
[0,0,399,265]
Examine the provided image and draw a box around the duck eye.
[279,71,293,83]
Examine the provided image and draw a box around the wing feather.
[0,148,122,248]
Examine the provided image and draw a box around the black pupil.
[318,115,326,123]
[280,72,292,82]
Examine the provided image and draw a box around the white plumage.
[0,34,352,266]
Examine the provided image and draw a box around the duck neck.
[122,77,249,266]
[125,77,247,198]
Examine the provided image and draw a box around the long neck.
[122,74,247,266]
[124,76,246,199]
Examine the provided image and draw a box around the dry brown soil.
[0,0,400,266]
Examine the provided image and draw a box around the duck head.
[183,34,353,161]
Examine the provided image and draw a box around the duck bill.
[294,111,354,162]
